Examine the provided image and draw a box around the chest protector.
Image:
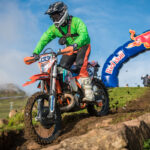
[58,16,79,45]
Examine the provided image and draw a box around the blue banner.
[101,30,150,87]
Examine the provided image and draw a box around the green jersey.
[33,17,90,54]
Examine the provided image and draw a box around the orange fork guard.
[24,56,36,65]
[56,80,62,94]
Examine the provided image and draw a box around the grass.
[0,111,25,132]
[0,87,149,149]
[0,97,27,118]
[0,92,25,97]
[144,139,150,149]
[111,111,145,124]
[108,87,148,110]
[0,87,149,132]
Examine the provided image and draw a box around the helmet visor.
[50,12,62,22]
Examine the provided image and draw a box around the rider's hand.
[64,46,74,56]
[33,53,39,60]
[63,44,78,56]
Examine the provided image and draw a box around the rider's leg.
[78,76,95,102]
[75,44,95,102]
[59,53,76,70]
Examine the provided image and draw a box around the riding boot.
[78,77,95,102]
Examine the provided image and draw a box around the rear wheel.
[24,92,61,145]
[87,79,109,116]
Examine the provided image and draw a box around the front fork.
[35,81,45,121]
[36,62,57,121]
[47,62,57,118]
[35,99,44,121]
[35,81,47,121]
[41,80,44,92]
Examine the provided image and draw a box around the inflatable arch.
[101,29,150,87]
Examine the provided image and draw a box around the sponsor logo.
[127,30,150,49]
[105,51,125,74]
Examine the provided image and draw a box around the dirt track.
[2,89,150,150]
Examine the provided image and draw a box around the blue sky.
[0,0,150,93]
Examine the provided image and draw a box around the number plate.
[40,55,51,63]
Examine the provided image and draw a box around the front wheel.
[87,78,109,116]
[24,92,61,145]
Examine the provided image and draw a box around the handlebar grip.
[24,56,37,65]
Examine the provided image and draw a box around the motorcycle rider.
[33,1,95,102]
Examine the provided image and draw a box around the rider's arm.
[72,17,90,49]
[33,25,56,55]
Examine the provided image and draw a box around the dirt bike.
[23,47,109,145]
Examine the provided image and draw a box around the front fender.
[23,73,49,87]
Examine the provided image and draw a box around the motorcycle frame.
[23,51,100,119]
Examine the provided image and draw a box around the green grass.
[109,87,148,110]
[0,92,25,97]
[0,87,149,132]
[143,139,150,149]
[0,87,149,148]
[0,111,25,132]
[0,98,27,118]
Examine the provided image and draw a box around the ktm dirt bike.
[23,47,109,145]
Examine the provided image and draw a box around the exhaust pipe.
[60,93,76,112]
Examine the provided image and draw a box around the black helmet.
[45,1,68,27]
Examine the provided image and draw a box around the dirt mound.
[0,130,25,150]
[1,89,150,150]
[42,113,150,150]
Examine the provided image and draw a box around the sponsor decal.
[127,30,150,49]
[105,51,125,74]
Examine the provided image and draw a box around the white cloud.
[0,49,38,93]
[0,1,41,50]
[0,1,41,94]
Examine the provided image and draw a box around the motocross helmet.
[45,1,68,27]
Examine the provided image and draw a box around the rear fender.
[23,73,49,87]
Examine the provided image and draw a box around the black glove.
[33,53,39,60]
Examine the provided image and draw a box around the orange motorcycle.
[23,47,109,144]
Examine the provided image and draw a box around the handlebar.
[24,46,77,65]
[56,46,78,56]
[39,46,76,56]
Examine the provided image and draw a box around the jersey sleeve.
[72,17,90,48]
[33,25,56,54]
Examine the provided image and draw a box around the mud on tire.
[24,92,61,145]
[87,78,109,116]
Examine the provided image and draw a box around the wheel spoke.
[87,79,109,116]
[31,98,55,138]
[24,92,61,144]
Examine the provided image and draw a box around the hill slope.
[1,87,150,150]
[0,83,26,97]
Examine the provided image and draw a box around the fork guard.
[23,73,49,87]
